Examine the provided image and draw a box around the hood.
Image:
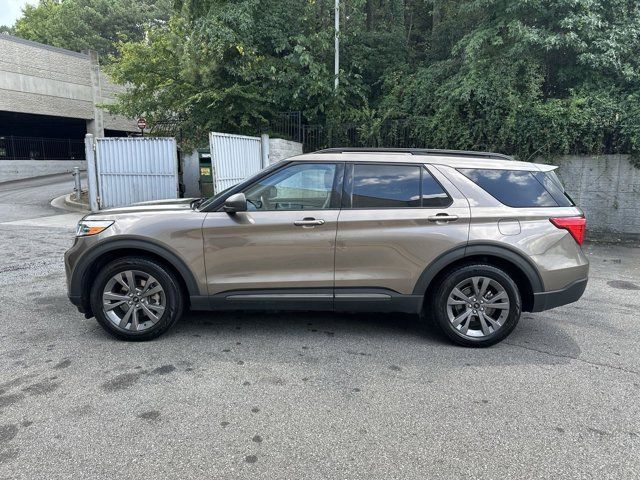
[133,198,197,206]
[92,198,198,215]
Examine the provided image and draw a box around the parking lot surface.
[0,176,639,479]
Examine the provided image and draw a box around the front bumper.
[64,235,97,317]
[531,277,588,312]
[68,294,87,314]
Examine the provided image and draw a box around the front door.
[202,162,343,307]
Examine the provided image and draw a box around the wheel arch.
[413,243,544,313]
[70,239,200,316]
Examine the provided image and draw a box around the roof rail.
[314,147,513,161]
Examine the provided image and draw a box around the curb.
[51,193,89,213]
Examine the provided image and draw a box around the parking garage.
[0,34,137,180]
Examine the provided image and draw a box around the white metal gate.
[209,132,267,193]
[86,136,179,209]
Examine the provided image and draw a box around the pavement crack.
[504,342,640,376]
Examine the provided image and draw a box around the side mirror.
[223,192,247,213]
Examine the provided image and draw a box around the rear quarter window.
[458,169,574,208]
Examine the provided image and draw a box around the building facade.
[0,33,138,175]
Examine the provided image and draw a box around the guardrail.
[0,135,85,160]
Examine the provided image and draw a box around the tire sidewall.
[90,257,183,341]
[432,264,522,347]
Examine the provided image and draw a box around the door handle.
[294,218,325,227]
[428,214,459,223]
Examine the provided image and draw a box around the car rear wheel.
[90,257,184,341]
[428,264,521,347]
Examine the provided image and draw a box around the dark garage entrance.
[0,111,87,160]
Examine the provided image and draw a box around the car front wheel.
[90,257,184,341]
[429,264,522,347]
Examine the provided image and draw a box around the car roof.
[288,148,555,171]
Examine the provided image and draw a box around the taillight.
[550,216,586,245]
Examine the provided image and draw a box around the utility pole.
[334,0,339,91]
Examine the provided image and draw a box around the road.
[0,175,639,479]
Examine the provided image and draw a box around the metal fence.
[0,135,85,160]
[269,112,303,143]
[131,112,427,154]
[209,132,264,193]
[91,136,179,209]
[268,113,430,153]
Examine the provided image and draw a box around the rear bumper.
[531,278,588,312]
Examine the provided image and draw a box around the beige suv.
[65,148,588,346]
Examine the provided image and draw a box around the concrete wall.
[269,138,303,164]
[0,34,136,134]
[553,155,640,238]
[0,160,86,183]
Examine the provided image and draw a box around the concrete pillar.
[86,50,104,138]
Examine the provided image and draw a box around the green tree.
[107,0,378,145]
[381,0,640,159]
[13,0,172,60]
[99,0,640,158]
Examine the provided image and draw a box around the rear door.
[334,162,470,302]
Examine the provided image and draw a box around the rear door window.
[351,164,451,208]
[458,169,574,207]
[352,164,421,208]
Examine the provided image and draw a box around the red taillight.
[550,216,586,245]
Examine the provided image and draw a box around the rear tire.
[90,257,184,341]
[426,264,521,347]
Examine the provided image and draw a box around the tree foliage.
[9,0,640,159]
[12,0,172,60]
[381,0,640,160]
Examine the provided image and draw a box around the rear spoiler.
[533,163,558,172]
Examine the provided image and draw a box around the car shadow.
[163,308,582,370]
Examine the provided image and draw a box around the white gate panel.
[209,132,262,193]
[95,137,178,208]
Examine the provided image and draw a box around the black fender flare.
[411,242,544,296]
[69,238,201,299]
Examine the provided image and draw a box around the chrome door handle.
[428,214,459,222]
[294,218,325,227]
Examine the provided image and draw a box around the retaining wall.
[553,155,639,238]
[0,160,86,183]
[269,138,303,163]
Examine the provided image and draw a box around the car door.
[202,161,343,308]
[334,162,470,308]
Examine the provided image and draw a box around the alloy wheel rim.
[102,270,166,332]
[446,276,510,338]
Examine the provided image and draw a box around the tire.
[427,264,521,347]
[90,256,184,341]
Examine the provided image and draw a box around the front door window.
[243,163,337,211]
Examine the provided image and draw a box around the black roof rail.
[314,147,513,161]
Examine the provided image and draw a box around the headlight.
[76,220,114,237]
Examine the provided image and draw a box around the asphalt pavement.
[0,175,639,479]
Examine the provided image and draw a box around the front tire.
[90,257,184,341]
[428,264,521,347]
